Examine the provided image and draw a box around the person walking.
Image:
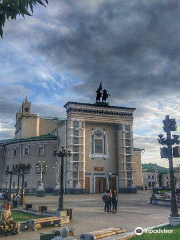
[112,189,118,213]
[102,190,110,213]
[109,189,112,212]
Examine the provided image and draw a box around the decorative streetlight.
[152,165,159,187]
[5,166,17,202]
[53,147,71,211]
[158,115,180,225]
[13,163,31,205]
[36,161,47,196]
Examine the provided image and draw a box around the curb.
[112,222,169,240]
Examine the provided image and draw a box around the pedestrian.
[112,189,118,213]
[102,190,110,213]
[145,185,147,191]
[109,189,112,212]
[140,185,143,191]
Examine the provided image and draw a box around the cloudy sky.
[1,0,180,167]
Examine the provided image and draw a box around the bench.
[27,217,62,231]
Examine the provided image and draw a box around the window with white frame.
[73,154,79,161]
[74,129,79,136]
[24,146,29,156]
[73,146,79,152]
[73,120,79,128]
[38,146,44,156]
[89,128,108,158]
[125,132,131,138]
[126,148,131,154]
[125,140,131,146]
[73,137,79,144]
[125,124,131,131]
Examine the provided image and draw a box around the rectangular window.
[13,148,17,157]
[118,124,123,130]
[73,154,79,161]
[73,146,79,152]
[103,135,106,154]
[73,121,79,128]
[126,156,131,162]
[152,175,154,179]
[127,172,132,178]
[95,139,103,154]
[126,163,131,170]
[24,182,27,188]
[126,148,131,154]
[12,165,17,173]
[38,146,44,156]
[125,133,131,138]
[13,182,15,188]
[125,140,131,146]
[24,146,29,156]
[125,125,130,131]
[73,137,79,144]
[74,130,79,136]
[148,175,150,179]
[148,182,151,187]
[73,180,78,188]
[5,165,9,175]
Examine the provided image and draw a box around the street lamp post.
[14,163,31,206]
[5,166,16,202]
[158,115,180,222]
[36,161,47,190]
[53,147,71,211]
[152,165,159,187]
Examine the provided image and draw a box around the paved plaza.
[0,191,175,240]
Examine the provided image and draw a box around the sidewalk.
[0,191,174,240]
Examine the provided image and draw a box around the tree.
[0,0,48,38]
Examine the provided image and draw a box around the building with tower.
[0,85,143,193]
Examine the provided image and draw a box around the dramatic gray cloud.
[32,0,180,101]
[1,0,180,166]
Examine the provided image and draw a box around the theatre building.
[0,86,143,193]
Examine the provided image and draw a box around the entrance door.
[85,177,90,193]
[111,177,117,190]
[95,177,106,193]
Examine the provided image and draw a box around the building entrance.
[95,177,106,193]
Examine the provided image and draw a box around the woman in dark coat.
[112,189,118,213]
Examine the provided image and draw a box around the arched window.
[89,128,109,159]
